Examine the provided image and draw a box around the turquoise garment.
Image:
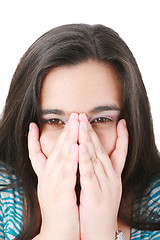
[0,173,160,239]
[0,173,23,239]
[131,176,160,239]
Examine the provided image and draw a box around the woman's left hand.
[78,113,128,240]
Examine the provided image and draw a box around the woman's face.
[40,61,121,157]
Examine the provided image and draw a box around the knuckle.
[91,156,98,164]
[84,169,95,180]
[97,145,105,155]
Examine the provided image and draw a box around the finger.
[46,118,79,171]
[57,143,79,194]
[110,119,128,175]
[64,112,79,144]
[79,113,101,164]
[52,113,79,152]
[28,122,46,177]
[45,115,79,178]
[79,113,114,177]
[79,119,111,191]
[79,120,96,158]
[79,143,101,195]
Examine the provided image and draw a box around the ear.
[110,119,128,176]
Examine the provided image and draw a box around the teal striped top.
[0,173,160,239]
[131,176,160,239]
[0,173,23,239]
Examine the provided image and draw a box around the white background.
[0,0,160,150]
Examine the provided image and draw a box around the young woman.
[0,24,160,240]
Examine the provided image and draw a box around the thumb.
[28,122,46,177]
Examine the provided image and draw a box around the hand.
[78,113,128,240]
[28,113,80,240]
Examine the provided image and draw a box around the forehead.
[40,61,121,114]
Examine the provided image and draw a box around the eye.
[43,118,64,126]
[91,117,113,124]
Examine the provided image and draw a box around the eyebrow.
[89,105,120,114]
[41,105,120,116]
[41,109,65,115]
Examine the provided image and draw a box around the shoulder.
[0,170,23,239]
[133,175,160,223]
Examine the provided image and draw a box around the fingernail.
[29,123,33,131]
[80,113,88,122]
[122,119,126,127]
[29,123,37,136]
[69,113,77,122]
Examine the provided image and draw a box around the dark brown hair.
[0,24,160,239]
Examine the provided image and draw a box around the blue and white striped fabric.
[0,173,160,239]
[0,173,23,239]
[131,176,160,239]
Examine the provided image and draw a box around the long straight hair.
[0,24,160,239]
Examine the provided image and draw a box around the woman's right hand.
[28,113,80,240]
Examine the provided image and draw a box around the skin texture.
[28,61,129,240]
